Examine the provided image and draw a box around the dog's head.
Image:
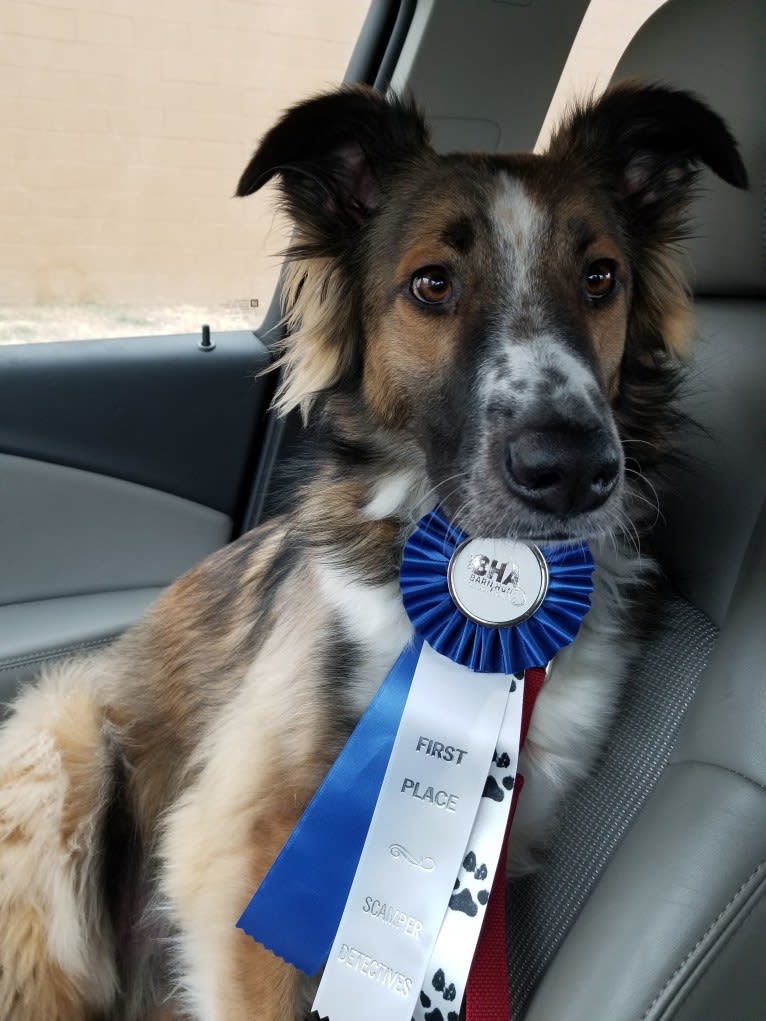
[237,82,746,542]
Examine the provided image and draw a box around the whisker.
[621,436,662,454]
[623,465,664,528]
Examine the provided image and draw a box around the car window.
[0,0,370,344]
[2,0,669,346]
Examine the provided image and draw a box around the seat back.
[513,2,766,1017]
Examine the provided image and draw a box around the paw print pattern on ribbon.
[448,850,490,917]
[412,969,459,1021]
[482,747,516,802]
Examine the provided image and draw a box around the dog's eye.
[584,259,617,300]
[411,267,453,304]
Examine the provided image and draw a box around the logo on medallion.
[466,554,526,605]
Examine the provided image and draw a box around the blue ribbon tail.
[237,635,423,975]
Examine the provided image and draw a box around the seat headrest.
[613,0,765,296]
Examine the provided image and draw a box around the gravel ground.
[0,303,267,345]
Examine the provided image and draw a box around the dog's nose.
[506,428,620,515]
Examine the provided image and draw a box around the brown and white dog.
[0,83,746,1020]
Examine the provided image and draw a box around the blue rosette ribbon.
[237,506,594,973]
[400,507,595,674]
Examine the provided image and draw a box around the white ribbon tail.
[312,642,520,1021]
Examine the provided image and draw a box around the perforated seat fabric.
[508,597,719,1016]
[511,1,766,1016]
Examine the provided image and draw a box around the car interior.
[0,0,763,1017]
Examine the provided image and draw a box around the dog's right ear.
[236,86,430,251]
[236,88,429,419]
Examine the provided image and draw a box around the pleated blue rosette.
[400,507,595,674]
[237,505,595,974]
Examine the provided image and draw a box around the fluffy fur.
[0,82,745,1020]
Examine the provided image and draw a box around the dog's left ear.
[547,81,747,234]
[236,86,430,250]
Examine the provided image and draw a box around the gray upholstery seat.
[510,1,766,1018]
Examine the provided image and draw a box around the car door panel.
[0,452,232,604]
[0,589,162,696]
[0,331,271,515]
[0,330,273,700]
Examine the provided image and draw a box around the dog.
[0,81,746,1021]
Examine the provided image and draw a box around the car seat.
[508,1,766,1018]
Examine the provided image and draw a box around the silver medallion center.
[447,538,549,628]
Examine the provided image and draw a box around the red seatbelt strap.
[465,666,547,1021]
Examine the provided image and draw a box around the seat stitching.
[640,860,766,1021]
[665,758,766,795]
[670,882,766,1021]
[0,635,118,674]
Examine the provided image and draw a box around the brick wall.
[0,0,369,310]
